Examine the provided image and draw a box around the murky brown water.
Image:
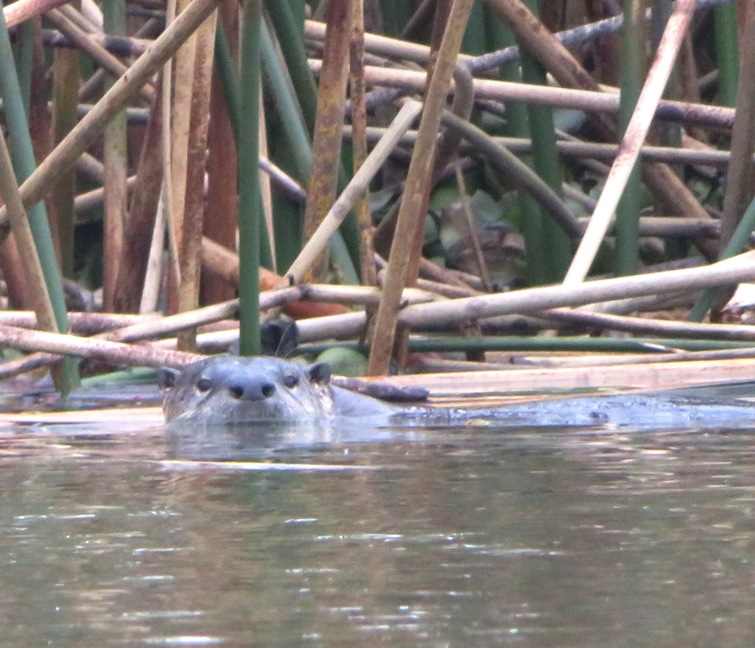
[0,416,754,646]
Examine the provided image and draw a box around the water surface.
[0,416,754,646]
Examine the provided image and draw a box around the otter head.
[158,356,334,424]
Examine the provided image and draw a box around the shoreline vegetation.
[2,0,755,401]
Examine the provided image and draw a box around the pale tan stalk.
[307,61,734,131]
[399,250,755,328]
[563,0,697,284]
[4,0,70,27]
[284,100,422,284]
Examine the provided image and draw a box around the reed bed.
[0,0,754,396]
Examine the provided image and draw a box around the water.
[1,416,755,646]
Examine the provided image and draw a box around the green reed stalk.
[259,21,311,185]
[650,0,682,150]
[263,0,318,135]
[213,20,273,271]
[462,1,486,55]
[520,52,571,282]
[51,31,78,279]
[13,19,33,115]
[519,0,571,282]
[257,21,305,270]
[614,0,645,276]
[102,0,127,311]
[688,194,755,321]
[381,0,416,36]
[714,1,739,107]
[238,0,263,356]
[214,22,239,140]
[485,10,548,286]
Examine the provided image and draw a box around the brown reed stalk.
[112,89,164,313]
[348,0,377,288]
[367,0,475,376]
[101,0,127,312]
[50,22,78,277]
[177,7,218,350]
[202,2,239,304]
[302,0,353,280]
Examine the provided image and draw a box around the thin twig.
[453,164,491,291]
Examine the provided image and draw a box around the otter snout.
[227,379,276,401]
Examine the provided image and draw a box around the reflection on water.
[0,419,755,646]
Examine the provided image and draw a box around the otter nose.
[228,380,276,401]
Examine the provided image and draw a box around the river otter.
[159,355,755,432]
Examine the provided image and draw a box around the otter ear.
[306,362,332,385]
[157,368,179,390]
[261,318,300,357]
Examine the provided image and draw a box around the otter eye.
[158,368,177,390]
[196,377,214,393]
[282,374,299,389]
